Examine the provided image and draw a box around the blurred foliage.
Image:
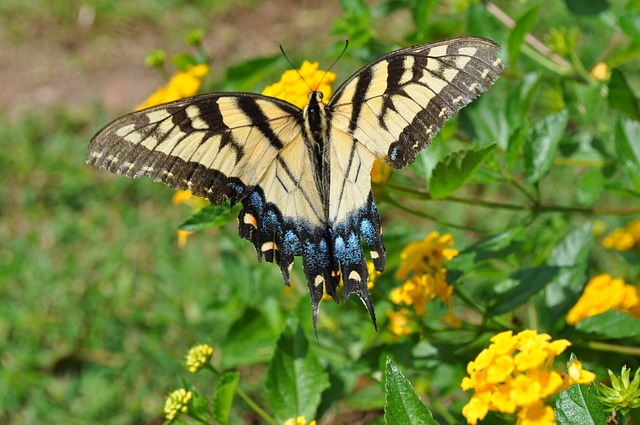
[2,0,640,424]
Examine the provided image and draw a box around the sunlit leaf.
[384,358,437,425]
[429,144,496,199]
[212,372,239,425]
[523,109,568,183]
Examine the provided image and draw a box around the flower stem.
[234,386,279,425]
[577,341,640,357]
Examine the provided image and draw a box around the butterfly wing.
[87,93,326,285]
[324,37,502,312]
[328,36,503,167]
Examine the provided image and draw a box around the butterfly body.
[87,37,503,328]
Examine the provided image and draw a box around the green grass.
[0,109,292,423]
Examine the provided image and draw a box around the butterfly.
[87,37,503,329]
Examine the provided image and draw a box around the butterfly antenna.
[279,45,314,92]
[318,39,349,89]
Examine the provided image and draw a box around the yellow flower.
[387,308,414,336]
[460,330,594,425]
[396,232,459,280]
[185,343,214,373]
[566,274,640,325]
[589,61,611,81]
[136,64,209,111]
[262,60,336,108]
[602,220,640,251]
[177,229,194,248]
[390,232,459,326]
[516,400,555,425]
[567,359,596,385]
[163,388,192,421]
[371,158,391,184]
[283,416,317,425]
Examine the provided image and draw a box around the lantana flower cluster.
[566,273,640,325]
[283,416,317,425]
[136,63,209,111]
[262,60,336,108]
[388,231,461,334]
[460,330,595,425]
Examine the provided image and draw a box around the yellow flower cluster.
[283,416,316,425]
[461,330,595,425]
[262,60,336,108]
[389,232,461,331]
[185,343,214,373]
[602,220,640,251]
[136,63,209,111]
[566,274,640,325]
[163,388,192,420]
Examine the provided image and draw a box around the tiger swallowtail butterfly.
[87,37,503,329]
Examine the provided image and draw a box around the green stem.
[383,183,640,216]
[576,341,640,357]
[234,387,279,425]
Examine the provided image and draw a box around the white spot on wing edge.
[429,44,448,57]
[261,241,278,252]
[348,270,361,282]
[243,214,258,228]
[314,275,324,287]
[370,250,379,259]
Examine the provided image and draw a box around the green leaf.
[556,382,609,425]
[429,144,496,199]
[384,358,437,425]
[575,310,640,338]
[615,117,640,190]
[506,72,540,130]
[619,11,640,40]
[563,0,609,16]
[265,321,330,423]
[489,266,561,316]
[178,203,239,231]
[508,4,541,66]
[608,68,640,121]
[523,109,568,183]
[544,223,593,328]
[221,308,278,368]
[221,55,282,92]
[212,372,240,425]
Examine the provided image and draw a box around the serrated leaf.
[608,68,640,121]
[429,144,496,199]
[615,117,640,190]
[212,372,240,425]
[575,310,640,338]
[523,110,568,183]
[178,203,239,231]
[489,266,561,316]
[556,382,608,425]
[384,358,437,425]
[265,322,329,423]
[508,5,541,66]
